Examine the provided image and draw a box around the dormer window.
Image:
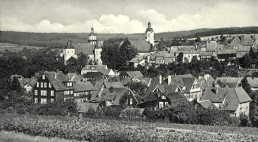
[42,75,45,80]
[161,95,166,99]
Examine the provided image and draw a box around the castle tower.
[63,40,75,65]
[88,26,97,45]
[145,22,155,46]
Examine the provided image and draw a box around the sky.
[0,0,258,33]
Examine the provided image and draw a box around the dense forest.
[1,27,258,47]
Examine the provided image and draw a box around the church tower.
[88,26,97,45]
[63,40,76,65]
[145,21,155,46]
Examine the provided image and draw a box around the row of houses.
[14,68,254,117]
[129,35,257,67]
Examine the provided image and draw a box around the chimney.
[216,84,219,94]
[159,74,162,84]
[168,75,172,85]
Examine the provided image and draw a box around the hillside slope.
[1,27,258,47]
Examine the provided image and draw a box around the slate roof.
[200,86,227,103]
[100,88,129,105]
[223,87,251,111]
[182,78,195,92]
[92,80,104,91]
[217,49,236,55]
[230,35,254,46]
[90,91,100,101]
[67,73,83,82]
[216,77,258,88]
[24,77,37,87]
[201,86,252,111]
[46,71,68,82]
[129,39,152,53]
[198,100,216,109]
[84,72,103,79]
[82,65,113,76]
[74,82,94,92]
[125,71,143,78]
[164,92,186,100]
[104,81,124,88]
[44,72,67,91]
[74,43,95,55]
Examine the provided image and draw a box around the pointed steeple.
[65,39,74,49]
[146,21,153,32]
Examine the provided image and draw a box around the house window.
[41,98,47,104]
[51,98,54,103]
[36,82,39,87]
[34,98,38,103]
[51,90,54,96]
[41,82,44,88]
[64,91,69,95]
[49,83,52,88]
[42,75,45,80]
[159,102,164,108]
[129,98,133,105]
[34,90,38,95]
[44,82,47,88]
[70,90,73,94]
[165,102,168,106]
[41,90,47,96]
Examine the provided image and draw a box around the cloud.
[1,0,257,33]
[1,14,145,33]
[135,2,258,32]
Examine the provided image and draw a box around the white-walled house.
[200,86,252,117]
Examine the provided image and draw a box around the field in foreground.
[0,113,258,142]
[0,131,79,142]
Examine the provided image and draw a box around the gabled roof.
[198,100,216,109]
[104,81,124,88]
[234,87,252,103]
[74,82,93,92]
[46,71,68,82]
[44,72,67,91]
[200,86,227,103]
[125,71,143,78]
[24,77,37,87]
[129,39,152,53]
[92,80,104,91]
[67,73,83,82]
[100,88,129,105]
[182,78,195,92]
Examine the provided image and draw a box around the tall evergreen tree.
[241,76,251,94]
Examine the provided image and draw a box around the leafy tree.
[176,52,183,63]
[220,34,226,42]
[171,40,181,46]
[10,77,22,92]
[125,82,147,96]
[191,56,198,63]
[241,76,251,94]
[101,38,137,70]
[195,36,201,43]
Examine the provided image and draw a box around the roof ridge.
[233,88,241,104]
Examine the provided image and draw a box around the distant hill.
[1,27,258,48]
